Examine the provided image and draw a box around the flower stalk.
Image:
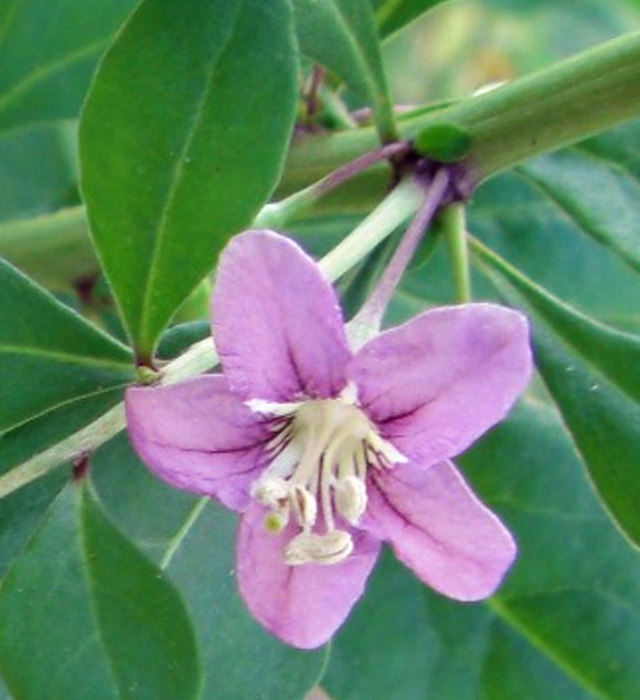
[441,203,472,304]
[347,168,451,348]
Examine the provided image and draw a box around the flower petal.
[237,503,381,649]
[125,375,268,511]
[351,303,531,465]
[213,230,351,402]
[364,460,516,600]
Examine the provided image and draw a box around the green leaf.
[474,240,640,549]
[473,239,640,405]
[92,434,199,563]
[0,471,66,579]
[80,0,298,359]
[0,389,123,587]
[0,122,79,223]
[156,321,210,361]
[323,549,436,700]
[91,437,328,700]
[520,148,640,274]
[81,485,202,700]
[325,401,640,699]
[0,258,132,434]
[370,0,448,38]
[0,484,202,700]
[469,166,640,327]
[293,0,397,141]
[0,0,136,135]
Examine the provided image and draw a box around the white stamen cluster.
[248,384,406,566]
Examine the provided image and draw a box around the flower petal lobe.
[351,304,531,465]
[237,503,380,649]
[125,375,268,510]
[213,230,351,401]
[364,460,516,600]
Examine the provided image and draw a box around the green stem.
[283,30,640,192]
[0,206,97,289]
[15,32,640,271]
[0,404,126,500]
[441,204,472,303]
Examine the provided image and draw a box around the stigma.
[248,384,406,566]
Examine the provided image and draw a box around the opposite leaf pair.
[126,230,532,649]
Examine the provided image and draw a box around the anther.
[334,475,367,524]
[284,530,354,566]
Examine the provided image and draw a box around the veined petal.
[351,304,531,465]
[213,230,351,402]
[237,503,380,649]
[364,460,516,601]
[125,375,268,511]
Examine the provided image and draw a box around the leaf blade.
[473,239,640,549]
[0,483,203,700]
[294,0,397,141]
[0,0,136,134]
[91,436,329,700]
[371,0,448,38]
[80,0,299,357]
[81,486,202,700]
[0,257,132,434]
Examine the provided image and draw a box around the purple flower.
[126,230,532,649]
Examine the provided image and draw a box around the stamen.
[252,477,289,507]
[291,484,317,529]
[250,386,406,567]
[320,454,336,532]
[334,475,367,524]
[285,530,354,566]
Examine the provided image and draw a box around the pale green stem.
[0,207,96,289]
[441,204,472,303]
[0,339,220,499]
[161,338,218,385]
[0,181,423,499]
[0,404,126,499]
[319,178,424,282]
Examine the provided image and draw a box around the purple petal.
[364,461,516,600]
[213,230,351,402]
[125,375,268,511]
[351,303,531,465]
[237,503,381,649]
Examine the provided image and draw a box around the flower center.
[248,385,406,566]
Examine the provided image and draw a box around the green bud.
[414,122,473,163]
